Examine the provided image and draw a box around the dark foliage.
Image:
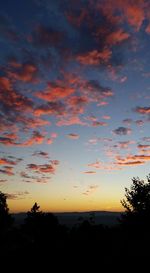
[120,175,150,232]
[1,174,150,269]
[0,191,13,231]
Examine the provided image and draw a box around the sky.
[0,0,150,213]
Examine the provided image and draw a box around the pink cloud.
[56,116,85,126]
[27,160,59,174]
[51,132,58,138]
[102,115,111,120]
[77,48,112,65]
[8,62,39,83]
[124,3,145,31]
[106,29,130,45]
[88,161,102,169]
[135,120,144,126]
[35,81,75,102]
[18,131,45,147]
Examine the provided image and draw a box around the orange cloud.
[0,137,17,146]
[35,81,75,102]
[0,76,12,90]
[115,153,150,167]
[34,102,66,117]
[0,158,17,165]
[135,106,150,114]
[8,62,39,83]
[77,48,112,65]
[106,29,130,45]
[124,3,145,31]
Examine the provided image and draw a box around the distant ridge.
[12,211,122,227]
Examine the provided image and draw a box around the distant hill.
[12,211,122,227]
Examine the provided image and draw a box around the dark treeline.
[1,175,150,267]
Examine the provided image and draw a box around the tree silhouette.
[24,202,43,235]
[120,175,150,231]
[30,202,40,214]
[24,202,59,247]
[0,191,13,231]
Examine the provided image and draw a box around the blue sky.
[0,0,150,212]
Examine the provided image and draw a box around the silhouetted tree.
[24,202,43,236]
[120,175,150,231]
[0,191,13,231]
[24,202,59,248]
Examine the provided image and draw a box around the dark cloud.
[6,191,29,200]
[0,166,14,176]
[0,157,17,165]
[113,127,132,136]
[32,151,49,158]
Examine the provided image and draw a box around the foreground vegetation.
[1,175,150,266]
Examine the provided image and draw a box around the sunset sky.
[1,0,150,213]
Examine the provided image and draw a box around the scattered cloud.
[6,191,29,200]
[82,185,99,195]
[27,160,59,174]
[32,151,49,158]
[112,127,132,136]
[88,161,102,169]
[67,133,80,139]
[83,171,96,174]
[0,166,14,176]
[0,179,7,183]
[134,106,150,115]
